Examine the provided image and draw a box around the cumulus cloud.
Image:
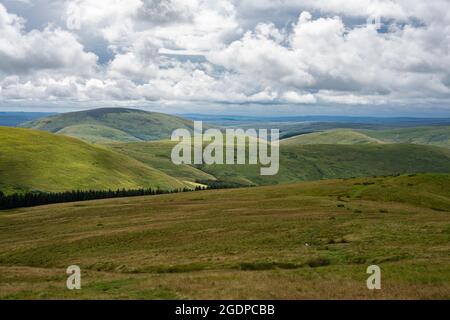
[209,8,450,105]
[0,0,450,113]
[0,3,97,75]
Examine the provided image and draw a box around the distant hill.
[109,140,450,187]
[284,126,450,149]
[282,129,385,145]
[184,114,450,139]
[196,144,450,186]
[362,126,450,148]
[0,127,186,194]
[56,124,142,144]
[8,114,450,193]
[184,114,450,126]
[20,108,195,143]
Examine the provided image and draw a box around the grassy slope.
[201,144,450,186]
[109,140,216,183]
[21,108,195,142]
[284,126,450,148]
[0,174,448,299]
[57,124,141,144]
[112,140,450,186]
[282,129,385,145]
[0,127,186,194]
[362,126,450,148]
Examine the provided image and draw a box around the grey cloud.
[136,0,194,26]
[0,0,450,114]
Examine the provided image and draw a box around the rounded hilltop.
[20,107,195,143]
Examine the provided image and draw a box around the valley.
[0,108,449,300]
[2,0,450,304]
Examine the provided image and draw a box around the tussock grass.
[0,174,449,299]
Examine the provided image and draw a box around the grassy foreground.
[0,174,449,299]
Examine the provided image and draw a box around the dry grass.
[0,174,449,299]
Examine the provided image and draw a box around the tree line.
[0,187,206,210]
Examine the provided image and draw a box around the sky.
[0,0,450,116]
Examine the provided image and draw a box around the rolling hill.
[283,126,450,148]
[0,174,448,299]
[20,108,195,143]
[56,124,142,144]
[4,124,450,194]
[282,129,385,145]
[109,140,216,183]
[0,127,186,194]
[109,140,450,187]
[200,144,450,186]
[362,126,450,148]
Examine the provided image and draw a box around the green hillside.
[56,124,141,144]
[109,141,216,183]
[0,127,186,194]
[362,126,450,148]
[284,126,450,149]
[283,129,385,145]
[8,126,449,195]
[201,144,450,186]
[20,108,195,143]
[0,174,448,299]
[110,140,450,186]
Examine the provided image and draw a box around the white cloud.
[1,0,450,114]
[208,9,450,105]
[282,91,317,104]
[70,0,240,52]
[0,3,97,75]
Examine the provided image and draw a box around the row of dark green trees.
[0,180,251,210]
[0,187,206,210]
